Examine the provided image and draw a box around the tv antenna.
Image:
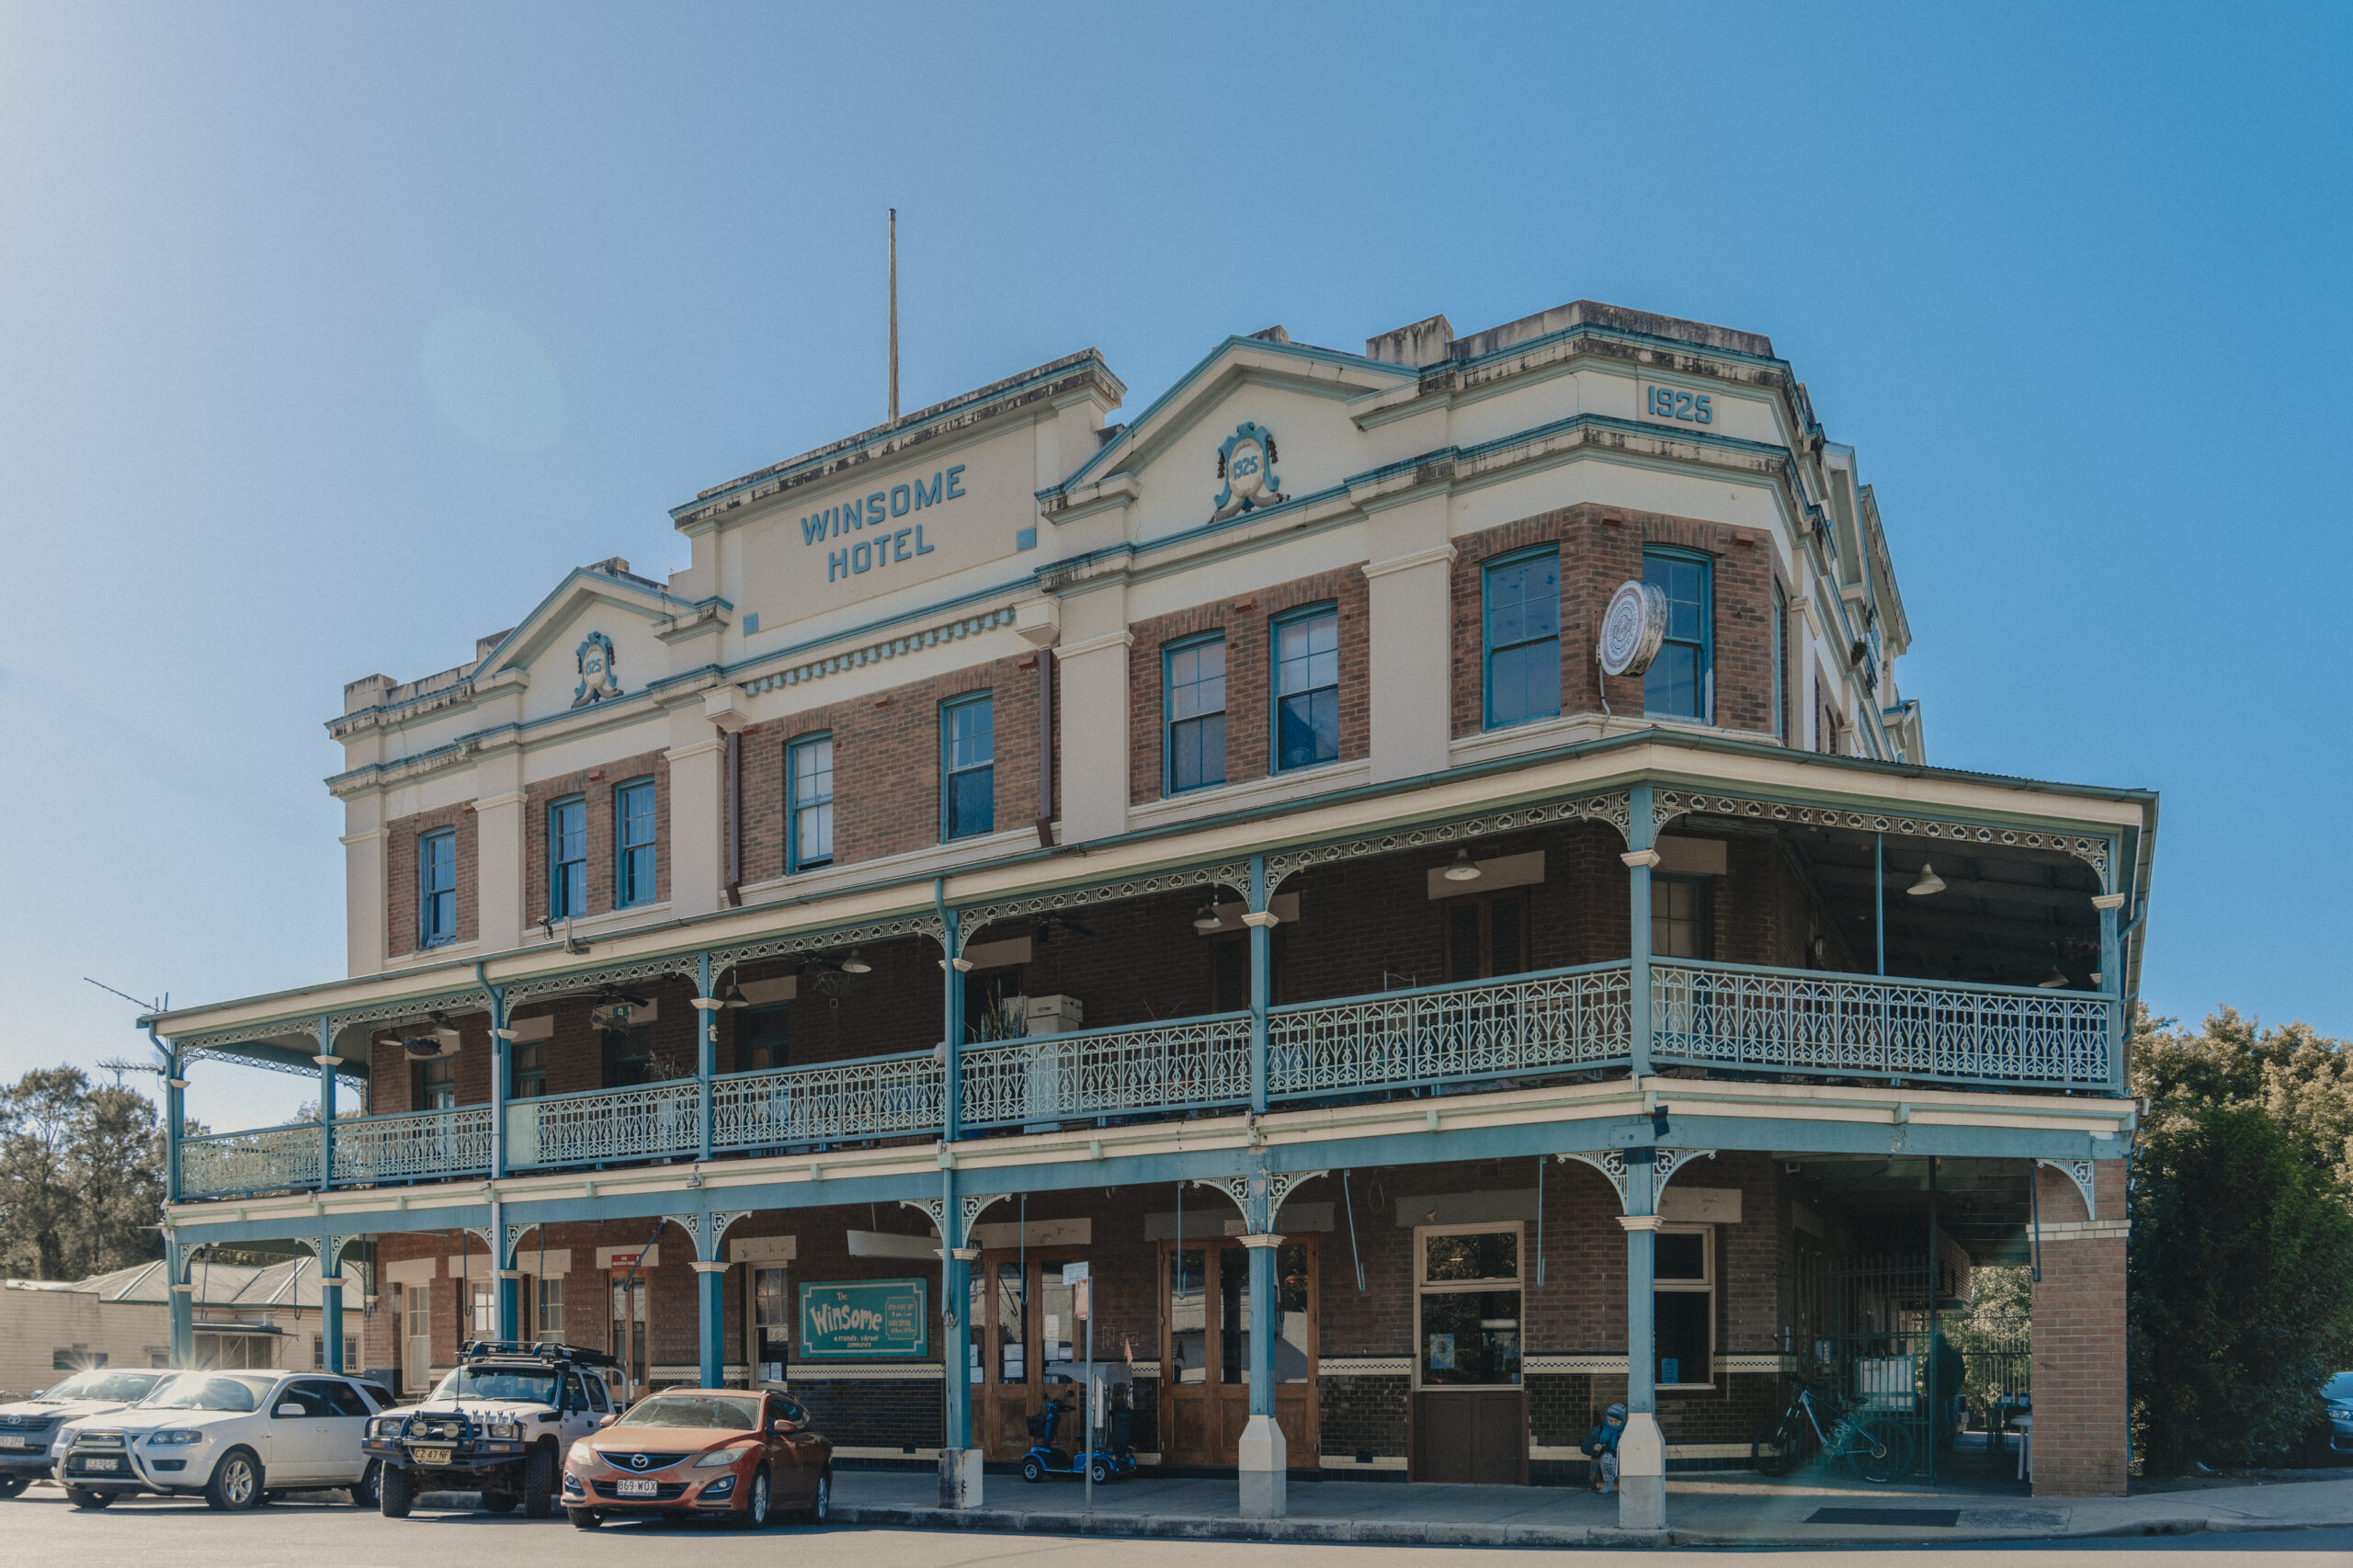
[85,976,165,1014]
[888,207,899,422]
[97,1058,165,1085]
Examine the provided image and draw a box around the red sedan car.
[563,1389,831,1529]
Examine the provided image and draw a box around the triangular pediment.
[479,564,680,720]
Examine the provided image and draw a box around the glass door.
[1160,1240,1317,1468]
[974,1250,1082,1459]
[401,1284,432,1393]
[747,1267,790,1385]
[609,1276,647,1399]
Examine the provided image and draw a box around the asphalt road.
[6,1484,2349,1565]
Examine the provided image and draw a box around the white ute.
[366,1342,617,1519]
[55,1369,391,1510]
[0,1369,174,1497]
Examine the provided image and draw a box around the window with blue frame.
[787,733,834,871]
[417,829,456,949]
[548,796,585,919]
[942,693,995,840]
[1165,633,1227,793]
[614,778,657,907]
[1483,548,1561,728]
[1272,606,1339,771]
[1643,550,1712,722]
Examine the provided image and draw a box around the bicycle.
[1751,1381,1914,1483]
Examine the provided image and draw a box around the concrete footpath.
[830,1466,2353,1549]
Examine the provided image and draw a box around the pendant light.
[1442,848,1483,882]
[1906,862,1945,897]
[1192,902,1224,932]
[2036,963,2068,989]
[840,949,871,975]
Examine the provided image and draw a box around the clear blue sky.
[2,4,2346,1131]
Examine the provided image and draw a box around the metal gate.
[1791,1251,1935,1476]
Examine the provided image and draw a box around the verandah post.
[314,1013,336,1193]
[1618,1150,1665,1529]
[1236,1176,1286,1518]
[1624,783,1659,1078]
[1247,854,1272,1114]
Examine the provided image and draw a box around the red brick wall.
[1127,569,1371,805]
[1450,505,1780,738]
[2029,1161,2128,1496]
[736,653,1051,884]
[522,748,672,927]
[383,802,478,960]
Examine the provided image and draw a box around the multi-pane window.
[1643,551,1711,721]
[942,693,995,840]
[603,1024,658,1087]
[471,1280,496,1336]
[787,735,834,870]
[536,1278,565,1338]
[1273,606,1339,771]
[1654,1226,1714,1386]
[509,1040,546,1101]
[418,829,457,949]
[1653,875,1713,960]
[548,796,586,918]
[1165,634,1227,793]
[1483,549,1561,727]
[614,778,656,907]
[416,1054,456,1111]
[1415,1224,1522,1386]
[1445,892,1527,983]
[740,1004,789,1072]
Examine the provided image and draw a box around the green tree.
[2129,1010,2353,1471]
[0,1067,166,1280]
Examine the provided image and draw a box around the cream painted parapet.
[1361,496,1456,784]
[1053,627,1133,844]
[473,787,528,957]
[666,722,728,920]
[341,794,386,979]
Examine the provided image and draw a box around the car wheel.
[65,1487,116,1510]
[522,1448,556,1520]
[205,1448,263,1512]
[567,1507,601,1530]
[378,1461,415,1518]
[803,1469,829,1524]
[350,1459,381,1508]
[732,1467,769,1530]
[481,1491,517,1514]
[1020,1456,1044,1483]
[0,1476,29,1500]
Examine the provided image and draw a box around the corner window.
[1652,874,1713,960]
[1165,634,1227,793]
[787,734,834,870]
[1654,1225,1714,1387]
[614,778,656,907]
[942,693,995,840]
[1415,1223,1521,1386]
[548,797,586,919]
[418,829,457,949]
[1272,606,1339,771]
[1642,550,1711,722]
[1483,549,1561,728]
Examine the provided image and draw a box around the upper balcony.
[163,763,2146,1204]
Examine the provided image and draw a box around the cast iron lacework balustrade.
[506,1078,701,1169]
[958,1013,1253,1128]
[1650,960,2112,1090]
[711,1051,944,1150]
[178,1122,323,1197]
[1266,963,1635,1099]
[335,1105,495,1184]
[1651,790,2113,884]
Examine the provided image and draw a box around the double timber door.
[973,1248,1085,1460]
[1160,1239,1318,1468]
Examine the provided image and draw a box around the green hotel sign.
[798,1278,928,1359]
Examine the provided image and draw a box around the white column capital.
[1240,911,1281,928]
[495,1269,523,1281]
[170,1282,197,1294]
[1620,849,1663,869]
[689,1260,731,1275]
[2090,892,2127,911]
[1617,1214,1665,1233]
[1236,1233,1286,1250]
[319,1274,346,1288]
[951,1246,982,1262]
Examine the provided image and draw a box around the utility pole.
[888,208,899,423]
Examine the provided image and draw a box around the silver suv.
[0,1369,174,1496]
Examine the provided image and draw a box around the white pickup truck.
[364,1342,618,1518]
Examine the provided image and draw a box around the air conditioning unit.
[400,1026,462,1062]
[1024,994,1084,1037]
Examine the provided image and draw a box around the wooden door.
[1159,1240,1318,1468]
[973,1248,1083,1460]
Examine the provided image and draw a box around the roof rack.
[457,1339,619,1369]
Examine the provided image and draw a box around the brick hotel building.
[147,299,2150,1523]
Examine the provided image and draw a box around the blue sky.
[2,4,2346,1131]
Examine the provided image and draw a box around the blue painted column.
[2094,891,2127,1093]
[320,1238,346,1374]
[695,951,717,1163]
[1625,784,1658,1079]
[941,1170,970,1448]
[494,1202,520,1342]
[315,1014,336,1191]
[484,974,510,1181]
[938,889,965,1142]
[154,1030,183,1205]
[1619,1151,1665,1529]
[693,1255,727,1387]
[1247,856,1271,1115]
[1236,1178,1285,1517]
[166,1236,194,1368]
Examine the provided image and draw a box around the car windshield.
[619,1394,760,1430]
[2325,1372,2353,1401]
[431,1367,561,1404]
[39,1370,166,1403]
[144,1375,273,1412]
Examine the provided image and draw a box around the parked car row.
[0,1340,833,1528]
